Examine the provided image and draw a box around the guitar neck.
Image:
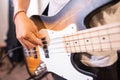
[63,23,120,53]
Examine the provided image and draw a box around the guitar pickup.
[24,47,38,59]
[24,48,31,57]
[33,47,38,59]
[42,38,49,58]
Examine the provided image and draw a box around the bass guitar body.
[24,0,119,80]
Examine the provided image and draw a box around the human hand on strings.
[14,12,44,49]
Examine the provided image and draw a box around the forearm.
[13,0,30,26]
[13,0,30,12]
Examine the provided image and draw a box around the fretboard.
[64,23,120,53]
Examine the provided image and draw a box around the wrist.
[13,9,26,22]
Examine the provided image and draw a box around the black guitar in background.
[24,0,120,80]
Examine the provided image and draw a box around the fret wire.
[107,27,113,51]
[76,33,82,52]
[70,34,77,53]
[66,35,73,53]
[68,35,72,53]
[67,36,71,53]
[73,33,81,53]
[78,32,85,52]
[98,30,102,51]
[89,31,94,52]
[64,35,69,53]
[82,31,90,52]
[82,32,87,52]
[71,34,77,53]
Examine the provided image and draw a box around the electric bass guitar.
[24,0,120,80]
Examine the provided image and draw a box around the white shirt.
[48,0,70,16]
[27,0,70,17]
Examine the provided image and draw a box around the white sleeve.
[48,0,70,16]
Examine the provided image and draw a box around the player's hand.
[14,12,44,48]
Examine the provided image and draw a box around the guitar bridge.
[34,61,47,76]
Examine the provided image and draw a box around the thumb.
[34,31,45,39]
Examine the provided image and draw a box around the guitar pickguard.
[39,24,93,80]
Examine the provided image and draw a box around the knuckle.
[22,33,30,39]
[21,33,27,37]
[28,45,36,49]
